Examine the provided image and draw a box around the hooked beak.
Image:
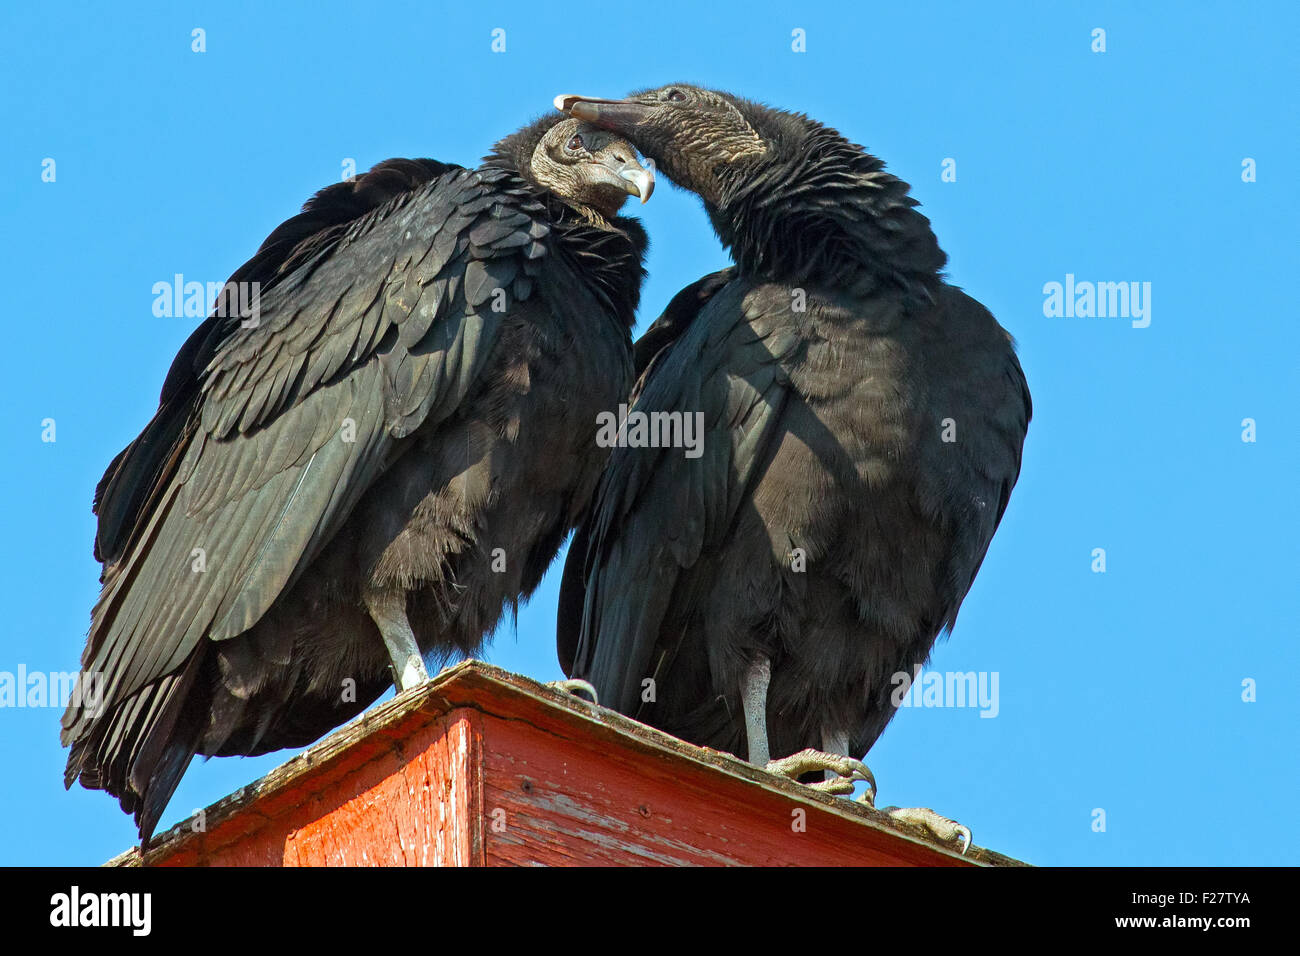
[592,148,655,205]
[554,93,656,132]
[620,161,655,204]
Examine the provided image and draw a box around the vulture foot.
[764,749,877,797]
[859,797,972,855]
[548,679,599,705]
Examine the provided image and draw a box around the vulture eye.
[666,89,687,102]
[567,134,584,151]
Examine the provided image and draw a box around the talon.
[548,678,599,705]
[803,776,859,797]
[764,748,877,797]
[882,806,973,855]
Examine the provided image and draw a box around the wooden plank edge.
[104,659,1027,867]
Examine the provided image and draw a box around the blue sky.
[1,1,1295,866]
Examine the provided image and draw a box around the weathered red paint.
[123,662,1005,867]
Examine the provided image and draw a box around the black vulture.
[63,114,654,845]
[555,87,1030,845]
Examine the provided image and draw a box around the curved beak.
[554,93,656,132]
[619,161,655,204]
[592,150,655,204]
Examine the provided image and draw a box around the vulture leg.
[363,589,430,691]
[742,657,773,766]
[547,679,599,704]
[744,658,874,795]
[822,729,856,784]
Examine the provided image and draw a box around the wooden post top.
[106,660,1026,867]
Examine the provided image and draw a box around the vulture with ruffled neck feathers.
[63,114,654,846]
[556,86,1029,846]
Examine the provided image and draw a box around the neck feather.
[709,121,947,303]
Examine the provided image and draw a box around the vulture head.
[555,85,946,288]
[554,86,769,207]
[488,115,655,220]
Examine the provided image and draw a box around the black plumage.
[557,87,1030,781]
[64,114,652,844]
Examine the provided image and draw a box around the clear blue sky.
[1,1,1295,866]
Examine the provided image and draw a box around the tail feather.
[63,648,205,848]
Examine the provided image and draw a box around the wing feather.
[562,277,801,714]
[64,166,552,755]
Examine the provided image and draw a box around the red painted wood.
[478,710,955,866]
[135,663,987,867]
[157,711,479,866]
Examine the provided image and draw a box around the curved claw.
[764,749,877,796]
[547,678,599,705]
[879,806,973,855]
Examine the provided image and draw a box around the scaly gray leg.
[742,657,772,765]
[744,659,874,795]
[363,588,430,691]
[822,729,852,784]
